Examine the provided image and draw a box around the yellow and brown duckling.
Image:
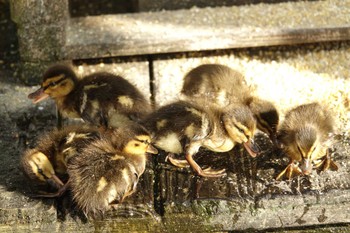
[28,64,152,128]
[181,64,279,144]
[142,100,258,178]
[276,102,338,180]
[66,123,158,217]
[20,125,102,195]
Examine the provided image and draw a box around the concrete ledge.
[63,1,350,59]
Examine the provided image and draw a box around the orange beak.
[28,87,49,103]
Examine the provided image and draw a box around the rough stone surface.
[63,1,350,59]
[10,0,68,25]
[16,61,55,85]
[10,0,68,61]
[9,0,70,83]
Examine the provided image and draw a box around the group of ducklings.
[21,63,338,217]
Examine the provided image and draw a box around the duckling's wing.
[143,101,209,154]
[68,151,115,215]
[76,73,151,126]
[144,102,205,138]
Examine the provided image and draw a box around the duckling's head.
[21,150,63,189]
[28,65,78,103]
[110,124,158,156]
[223,105,259,157]
[294,125,319,175]
[246,97,279,144]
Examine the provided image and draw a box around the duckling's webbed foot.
[166,153,190,168]
[31,181,70,198]
[202,167,226,177]
[276,162,302,180]
[314,148,339,172]
[185,153,226,178]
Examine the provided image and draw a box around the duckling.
[66,123,158,217]
[28,64,152,128]
[244,96,279,145]
[20,125,101,195]
[181,63,249,106]
[142,100,258,178]
[181,64,279,143]
[276,102,338,180]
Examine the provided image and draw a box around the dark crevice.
[148,55,156,107]
[152,153,165,216]
[68,0,321,16]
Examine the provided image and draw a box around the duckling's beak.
[243,139,259,157]
[300,159,312,175]
[28,87,49,103]
[46,174,65,189]
[146,144,158,154]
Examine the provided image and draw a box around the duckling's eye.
[134,143,140,147]
[50,81,57,87]
[311,146,316,153]
[233,123,246,135]
[37,167,47,179]
[44,75,66,89]
[43,81,58,90]
[136,139,149,145]
[237,127,245,134]
[46,80,60,88]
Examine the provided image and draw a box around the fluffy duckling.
[181,63,249,106]
[67,123,158,217]
[28,64,152,128]
[181,64,279,143]
[142,100,258,178]
[245,96,279,145]
[276,102,338,180]
[20,125,101,195]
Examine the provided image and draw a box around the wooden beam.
[62,1,350,59]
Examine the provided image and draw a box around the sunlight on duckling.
[97,177,108,193]
[242,61,350,130]
[154,55,350,132]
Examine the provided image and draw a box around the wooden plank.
[62,1,350,59]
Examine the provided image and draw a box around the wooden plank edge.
[61,27,350,60]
